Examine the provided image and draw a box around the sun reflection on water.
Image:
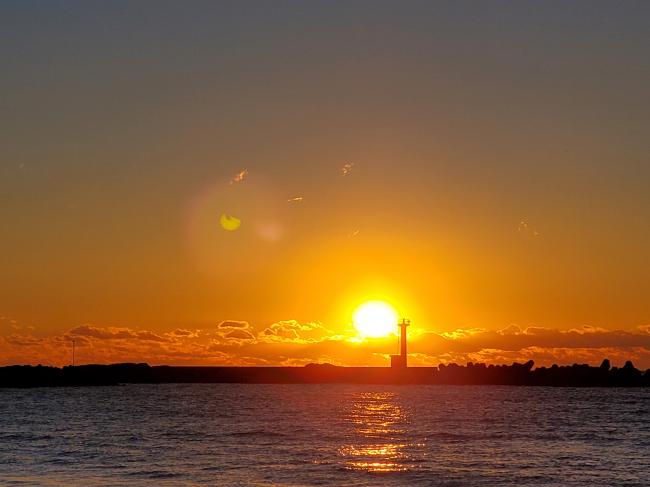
[339,392,414,473]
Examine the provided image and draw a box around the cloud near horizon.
[1,318,649,369]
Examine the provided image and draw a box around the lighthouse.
[390,318,410,368]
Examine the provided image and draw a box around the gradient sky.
[2,1,650,367]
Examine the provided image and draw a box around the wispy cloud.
[229,169,248,185]
[70,324,169,342]
[340,162,354,176]
[1,320,649,369]
[218,320,249,329]
[260,320,334,343]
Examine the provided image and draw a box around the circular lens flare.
[353,301,398,338]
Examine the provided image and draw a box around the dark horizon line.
[3,357,647,370]
[1,359,648,388]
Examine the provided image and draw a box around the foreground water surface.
[1,384,648,486]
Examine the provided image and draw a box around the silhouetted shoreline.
[1,360,648,387]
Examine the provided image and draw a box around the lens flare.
[220,213,241,231]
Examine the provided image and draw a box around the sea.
[0,384,648,486]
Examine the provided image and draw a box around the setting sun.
[353,301,399,338]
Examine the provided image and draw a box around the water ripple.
[0,385,648,486]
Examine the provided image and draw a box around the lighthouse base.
[391,355,407,368]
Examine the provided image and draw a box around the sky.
[1,1,650,368]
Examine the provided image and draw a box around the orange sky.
[1,2,650,368]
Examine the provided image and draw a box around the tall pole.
[72,339,75,367]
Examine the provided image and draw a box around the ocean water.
[0,385,648,486]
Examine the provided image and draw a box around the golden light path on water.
[339,392,420,473]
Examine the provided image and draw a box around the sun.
[353,301,399,338]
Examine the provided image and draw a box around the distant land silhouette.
[1,360,648,387]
